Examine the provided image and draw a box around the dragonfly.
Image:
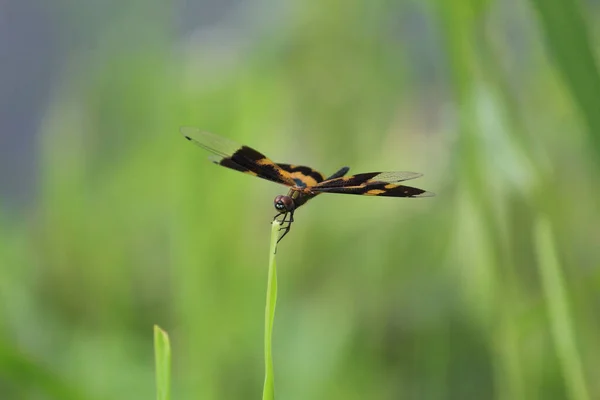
[181,127,434,243]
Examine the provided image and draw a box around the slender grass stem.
[154,325,172,400]
[534,218,590,400]
[262,220,280,400]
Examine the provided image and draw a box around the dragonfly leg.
[277,210,294,243]
[278,211,291,230]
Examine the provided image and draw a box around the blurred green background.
[2,0,600,399]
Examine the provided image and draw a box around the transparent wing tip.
[180,126,200,138]
[414,191,435,198]
[374,171,423,183]
[207,154,222,164]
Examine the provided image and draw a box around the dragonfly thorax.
[274,195,295,212]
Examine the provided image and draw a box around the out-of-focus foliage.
[1,0,600,399]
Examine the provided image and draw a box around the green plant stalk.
[534,218,590,400]
[154,325,172,400]
[262,221,280,400]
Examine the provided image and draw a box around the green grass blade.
[154,325,172,400]
[534,218,590,400]
[262,221,279,400]
[529,0,600,164]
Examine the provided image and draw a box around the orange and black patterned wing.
[275,163,326,188]
[180,127,296,186]
[310,171,434,197]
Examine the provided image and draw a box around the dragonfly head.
[274,195,295,213]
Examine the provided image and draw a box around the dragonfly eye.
[274,195,294,212]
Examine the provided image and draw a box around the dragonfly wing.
[310,171,433,197]
[275,163,326,188]
[310,183,434,197]
[181,127,295,186]
[313,171,423,189]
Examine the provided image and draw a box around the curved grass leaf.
[262,221,280,400]
[154,325,171,400]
